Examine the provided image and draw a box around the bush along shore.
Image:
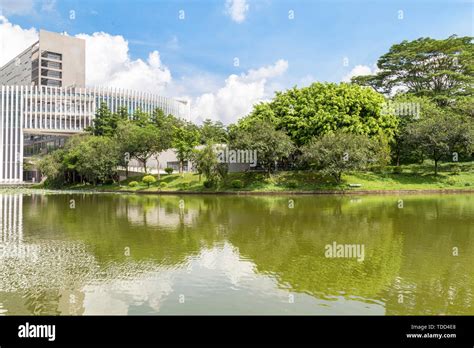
[36,161,474,194]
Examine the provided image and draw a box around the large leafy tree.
[301,131,374,184]
[75,136,120,184]
[405,108,473,175]
[230,120,294,175]
[351,36,474,106]
[116,114,163,174]
[38,149,66,186]
[389,95,435,166]
[191,143,226,184]
[129,124,161,174]
[151,109,178,178]
[172,122,200,174]
[87,103,128,136]
[200,119,228,144]
[238,82,397,146]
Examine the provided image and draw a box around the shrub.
[465,182,471,187]
[446,177,457,186]
[180,182,190,190]
[203,180,214,188]
[231,179,244,189]
[392,166,403,174]
[164,167,174,175]
[128,181,139,187]
[159,182,168,188]
[286,180,298,189]
[450,163,461,175]
[142,175,156,187]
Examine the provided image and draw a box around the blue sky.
[1,0,473,123]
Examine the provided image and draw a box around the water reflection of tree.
[220,196,404,300]
[383,195,474,314]
[18,192,474,315]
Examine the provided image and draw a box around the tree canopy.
[351,36,474,106]
[230,120,295,174]
[237,82,398,146]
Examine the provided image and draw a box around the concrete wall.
[127,149,192,174]
[0,44,35,86]
[39,30,85,88]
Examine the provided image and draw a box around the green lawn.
[61,161,474,193]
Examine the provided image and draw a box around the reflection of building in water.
[0,193,39,260]
[121,201,199,228]
[0,193,91,314]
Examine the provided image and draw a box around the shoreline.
[18,187,474,196]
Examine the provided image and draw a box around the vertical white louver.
[0,85,188,182]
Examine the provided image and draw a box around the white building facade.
[0,85,190,183]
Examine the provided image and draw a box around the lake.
[0,192,472,315]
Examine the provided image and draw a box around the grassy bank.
[45,161,474,193]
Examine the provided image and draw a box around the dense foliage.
[38,35,473,187]
[351,36,474,106]
[301,131,377,183]
[236,82,398,146]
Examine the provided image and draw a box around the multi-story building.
[0,30,190,183]
[0,30,86,88]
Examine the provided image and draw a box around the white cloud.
[225,0,249,23]
[342,64,378,82]
[0,15,38,66]
[191,59,288,124]
[0,18,171,93]
[75,32,172,93]
[0,16,288,125]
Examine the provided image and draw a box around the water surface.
[0,192,472,315]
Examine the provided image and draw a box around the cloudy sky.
[0,0,472,124]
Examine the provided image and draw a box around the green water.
[0,192,472,315]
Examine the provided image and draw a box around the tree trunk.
[156,156,160,180]
[179,161,183,176]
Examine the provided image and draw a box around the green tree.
[389,95,433,166]
[38,149,66,186]
[115,120,137,178]
[132,108,151,127]
[238,82,397,146]
[301,131,374,183]
[128,123,160,174]
[172,122,200,175]
[406,108,473,175]
[115,106,129,121]
[86,102,118,136]
[351,36,474,106]
[150,108,177,178]
[200,119,228,144]
[191,143,227,184]
[230,121,294,175]
[75,136,120,184]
